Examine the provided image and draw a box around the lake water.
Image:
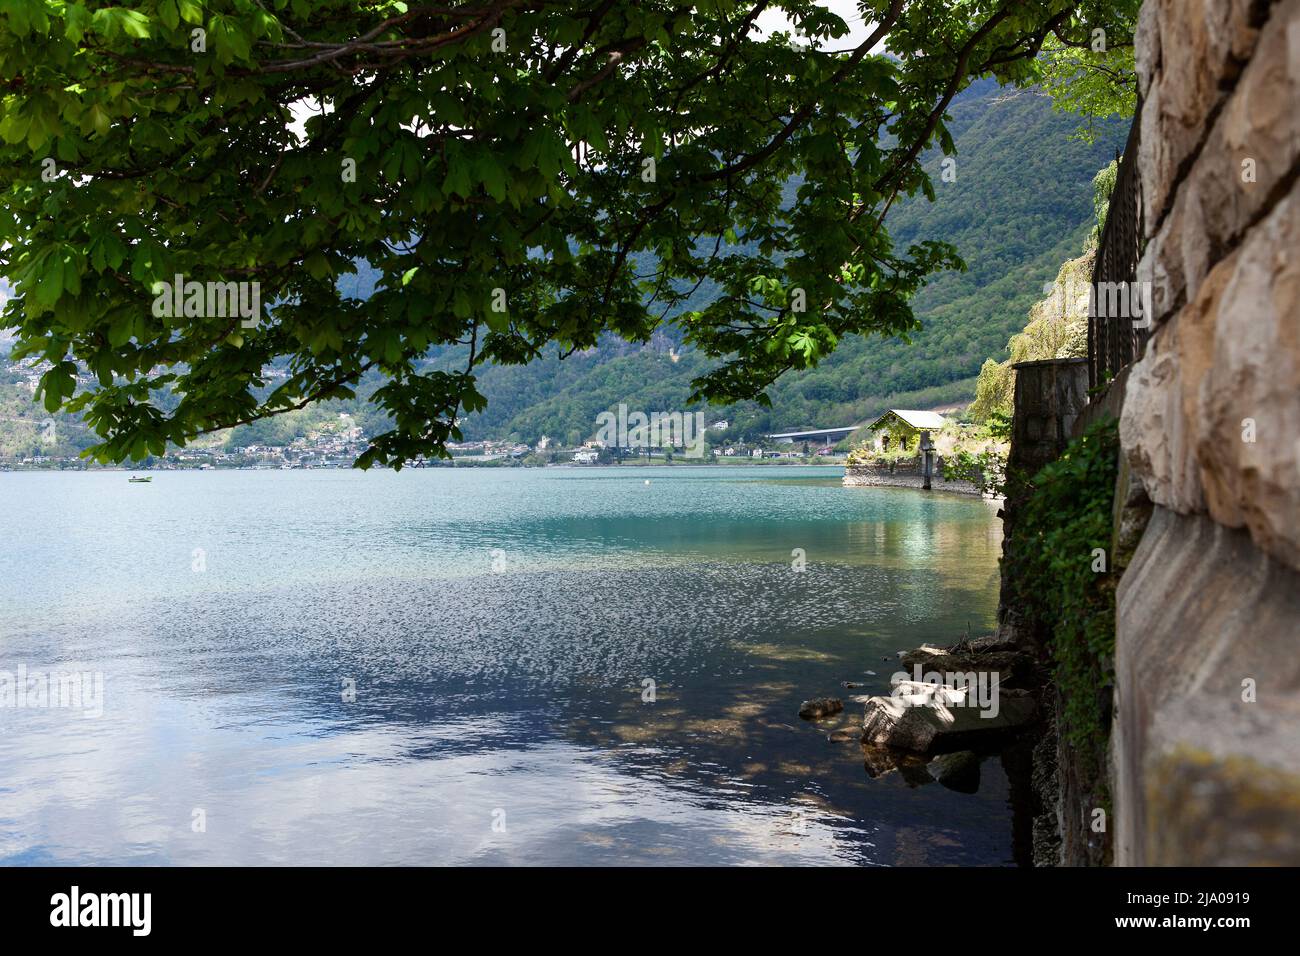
[0,466,1010,866]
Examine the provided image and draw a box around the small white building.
[866,409,948,451]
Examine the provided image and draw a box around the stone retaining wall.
[1009,358,1090,476]
[1112,0,1300,865]
[842,458,983,496]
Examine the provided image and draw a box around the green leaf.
[304,251,331,279]
[87,104,110,137]
[177,0,204,26]
[0,111,30,145]
[476,154,506,202]
[159,0,180,31]
[64,3,92,41]
[442,160,471,199]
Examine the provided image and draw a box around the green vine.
[1010,417,1119,772]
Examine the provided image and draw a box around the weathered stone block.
[861,685,1036,753]
[1134,0,1161,100]
[1139,0,1300,317]
[1120,284,1211,516]
[1139,0,1265,235]
[1114,508,1300,865]
[1147,749,1300,865]
[1122,177,1300,571]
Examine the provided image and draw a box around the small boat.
[128,475,152,483]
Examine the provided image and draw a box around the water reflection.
[0,468,1007,865]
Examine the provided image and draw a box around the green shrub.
[943,411,1010,495]
[1012,417,1119,769]
[847,443,920,466]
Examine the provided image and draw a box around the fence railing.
[1088,98,1147,391]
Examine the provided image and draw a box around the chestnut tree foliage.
[0,0,1133,467]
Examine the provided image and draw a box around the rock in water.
[861,683,1036,752]
[863,746,935,787]
[933,751,982,793]
[897,646,1035,689]
[799,697,843,719]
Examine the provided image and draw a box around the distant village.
[2,353,853,471]
[2,411,370,471]
[2,408,851,471]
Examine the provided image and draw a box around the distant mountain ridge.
[443,78,1124,443]
[1,80,1125,457]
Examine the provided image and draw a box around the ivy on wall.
[1009,417,1119,774]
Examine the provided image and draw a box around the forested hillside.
[1,81,1122,456]
[751,80,1122,432]
[443,78,1124,442]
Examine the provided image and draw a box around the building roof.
[866,409,948,431]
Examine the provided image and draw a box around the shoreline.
[0,458,852,473]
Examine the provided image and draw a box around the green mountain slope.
[456,79,1124,443]
[1,81,1125,457]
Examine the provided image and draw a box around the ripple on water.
[0,469,1009,866]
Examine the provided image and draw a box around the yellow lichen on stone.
[1146,746,1300,865]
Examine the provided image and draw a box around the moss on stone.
[1147,747,1300,865]
[1008,417,1119,774]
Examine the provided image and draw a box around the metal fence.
[1088,99,1147,391]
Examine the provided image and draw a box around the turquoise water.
[0,466,1008,865]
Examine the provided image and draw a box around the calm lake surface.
[0,466,1007,865]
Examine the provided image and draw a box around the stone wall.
[842,457,984,496]
[991,357,1099,865]
[1113,0,1300,865]
[1008,358,1091,477]
[998,357,1092,653]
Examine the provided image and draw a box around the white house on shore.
[865,409,948,451]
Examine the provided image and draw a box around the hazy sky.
[756,1,887,52]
